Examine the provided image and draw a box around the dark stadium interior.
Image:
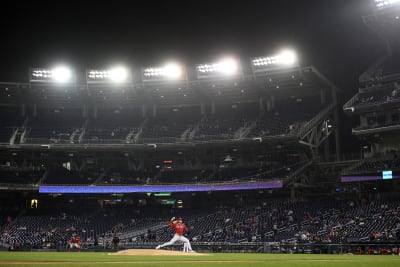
[0,0,400,254]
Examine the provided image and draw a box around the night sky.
[0,0,386,96]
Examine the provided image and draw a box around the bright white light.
[87,67,129,83]
[196,58,240,76]
[197,64,218,73]
[251,50,298,70]
[218,59,238,74]
[108,66,128,82]
[164,63,182,79]
[375,0,400,8]
[88,70,109,79]
[143,63,185,80]
[52,66,72,83]
[279,50,297,65]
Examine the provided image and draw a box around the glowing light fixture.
[142,63,186,82]
[251,50,298,73]
[196,58,241,78]
[52,66,72,82]
[108,67,128,83]
[87,66,130,84]
[30,65,74,83]
[163,63,182,78]
[374,0,400,9]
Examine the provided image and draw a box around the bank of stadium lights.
[374,0,400,9]
[196,58,241,79]
[251,50,298,73]
[29,51,300,84]
[86,66,130,84]
[30,66,73,83]
[142,63,186,82]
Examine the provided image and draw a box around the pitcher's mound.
[110,249,206,256]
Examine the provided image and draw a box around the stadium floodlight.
[52,66,72,82]
[280,50,297,65]
[251,50,298,73]
[163,63,183,78]
[219,58,239,74]
[108,66,128,82]
[142,62,186,82]
[30,65,74,83]
[86,66,131,84]
[374,0,400,9]
[196,58,241,79]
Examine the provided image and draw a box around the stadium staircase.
[359,55,386,85]
[132,118,147,143]
[234,119,257,139]
[36,170,50,185]
[93,170,108,185]
[284,160,313,186]
[10,128,24,145]
[9,117,28,145]
[298,102,336,140]
[343,93,360,113]
[180,125,194,142]
[187,121,201,141]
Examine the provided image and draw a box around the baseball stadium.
[0,0,400,266]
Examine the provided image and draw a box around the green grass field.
[0,252,400,267]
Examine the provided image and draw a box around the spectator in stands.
[112,235,120,250]
[14,241,21,250]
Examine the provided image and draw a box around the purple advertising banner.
[39,180,283,194]
[341,176,399,183]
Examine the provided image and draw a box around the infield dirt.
[110,249,207,256]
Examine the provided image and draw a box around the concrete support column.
[93,105,97,119]
[33,104,37,117]
[200,102,206,115]
[142,104,146,118]
[82,106,88,118]
[270,95,275,110]
[152,104,157,117]
[259,97,265,112]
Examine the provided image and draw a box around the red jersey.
[71,236,80,244]
[169,220,188,236]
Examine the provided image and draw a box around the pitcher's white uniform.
[156,217,194,252]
